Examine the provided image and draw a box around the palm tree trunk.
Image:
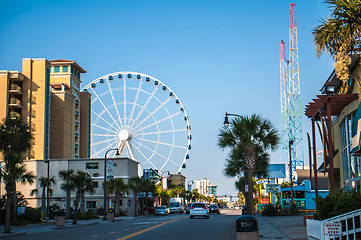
[73,192,80,225]
[115,193,120,215]
[42,187,46,218]
[246,168,254,215]
[80,191,85,214]
[4,184,12,233]
[11,182,17,222]
[134,193,138,217]
[65,190,71,219]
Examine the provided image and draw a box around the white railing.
[307,209,361,240]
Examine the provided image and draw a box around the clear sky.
[0,0,335,196]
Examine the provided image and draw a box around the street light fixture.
[223,112,243,128]
[103,148,120,221]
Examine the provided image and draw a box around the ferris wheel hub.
[118,130,131,141]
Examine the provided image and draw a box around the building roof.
[296,169,329,190]
[50,59,87,73]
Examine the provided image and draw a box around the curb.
[53,221,99,229]
[0,232,26,239]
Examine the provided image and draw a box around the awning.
[305,94,358,119]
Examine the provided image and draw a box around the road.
[11,209,239,240]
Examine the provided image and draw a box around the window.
[75,136,78,143]
[92,181,98,188]
[86,201,97,209]
[86,162,99,169]
[75,125,79,132]
[340,113,361,184]
[63,66,69,72]
[54,66,60,73]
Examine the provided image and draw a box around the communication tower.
[280,3,304,181]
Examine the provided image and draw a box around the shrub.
[17,207,42,223]
[314,189,361,220]
[261,204,278,216]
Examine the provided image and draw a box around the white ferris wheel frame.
[81,71,191,174]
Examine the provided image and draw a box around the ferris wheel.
[81,72,191,175]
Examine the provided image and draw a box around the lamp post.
[103,148,120,221]
[288,139,294,211]
[44,160,50,221]
[223,112,243,127]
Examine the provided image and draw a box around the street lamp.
[288,139,294,211]
[223,112,243,128]
[103,148,120,221]
[44,160,50,221]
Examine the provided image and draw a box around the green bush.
[314,189,361,220]
[261,204,278,216]
[17,207,42,223]
[78,210,99,220]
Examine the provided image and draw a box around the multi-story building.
[192,178,217,196]
[0,58,91,206]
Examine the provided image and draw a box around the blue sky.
[0,0,335,195]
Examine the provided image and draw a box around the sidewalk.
[257,214,308,240]
[0,216,142,239]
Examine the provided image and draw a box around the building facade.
[0,58,92,209]
[305,55,361,192]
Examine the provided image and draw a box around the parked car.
[208,204,220,214]
[186,203,192,214]
[190,202,209,219]
[154,206,168,216]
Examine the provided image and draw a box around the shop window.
[86,162,99,169]
[86,201,97,209]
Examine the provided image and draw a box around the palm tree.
[128,177,143,217]
[0,117,34,233]
[59,169,75,218]
[107,178,128,215]
[313,0,361,81]
[71,171,95,224]
[218,114,279,215]
[30,176,56,218]
[141,179,156,210]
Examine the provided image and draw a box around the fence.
[307,209,361,240]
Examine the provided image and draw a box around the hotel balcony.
[9,98,22,108]
[9,84,23,94]
[9,112,20,119]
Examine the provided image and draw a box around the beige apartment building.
[0,58,91,206]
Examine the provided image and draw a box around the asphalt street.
[8,210,237,240]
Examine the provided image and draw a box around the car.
[190,202,209,219]
[208,204,220,214]
[154,206,168,216]
[186,203,192,214]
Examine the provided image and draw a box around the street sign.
[266,184,281,193]
[143,169,150,180]
[324,222,342,235]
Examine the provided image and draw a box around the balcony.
[9,84,23,94]
[9,98,22,108]
[9,112,20,119]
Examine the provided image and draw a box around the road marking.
[117,217,185,240]
[91,235,100,238]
